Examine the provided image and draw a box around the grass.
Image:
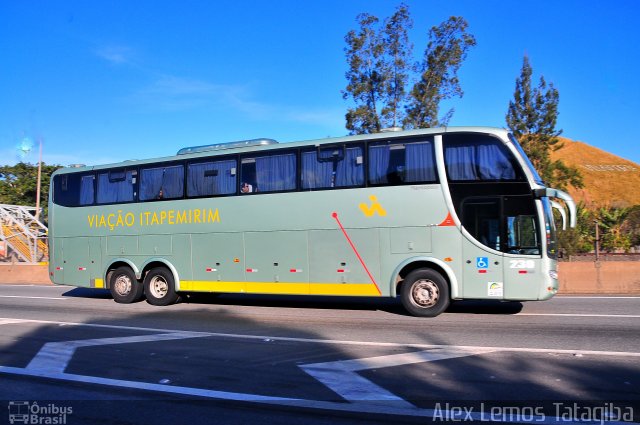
[550,137,640,208]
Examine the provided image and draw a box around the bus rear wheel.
[400,268,450,317]
[144,267,181,306]
[109,266,144,304]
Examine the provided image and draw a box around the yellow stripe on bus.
[93,278,104,288]
[180,281,244,293]
[179,281,381,297]
[246,282,309,295]
[309,283,380,296]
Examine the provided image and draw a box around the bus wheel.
[144,267,181,306]
[109,266,144,304]
[400,269,450,317]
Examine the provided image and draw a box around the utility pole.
[35,138,43,222]
[594,220,600,262]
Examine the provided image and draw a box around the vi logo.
[359,195,387,217]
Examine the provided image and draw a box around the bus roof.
[53,126,510,175]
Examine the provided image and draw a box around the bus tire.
[144,267,181,306]
[400,268,450,317]
[109,266,144,304]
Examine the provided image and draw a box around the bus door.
[502,195,542,300]
[460,197,504,299]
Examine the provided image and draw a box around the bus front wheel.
[400,269,450,317]
[144,267,181,306]
[109,266,144,304]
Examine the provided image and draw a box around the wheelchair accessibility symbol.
[476,257,489,269]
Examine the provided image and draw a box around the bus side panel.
[62,237,91,287]
[383,226,434,296]
[503,258,543,300]
[139,235,173,256]
[188,232,245,292]
[432,227,463,297]
[245,231,309,294]
[50,237,64,284]
[171,234,192,285]
[308,229,381,295]
[106,236,138,257]
[389,226,432,254]
[89,237,102,287]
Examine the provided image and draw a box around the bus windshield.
[508,133,544,185]
[542,197,558,258]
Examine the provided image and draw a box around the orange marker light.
[444,257,453,262]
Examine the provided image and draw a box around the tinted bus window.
[187,159,237,197]
[97,169,135,204]
[140,164,184,201]
[241,152,297,193]
[53,173,95,207]
[444,134,523,181]
[368,139,436,185]
[301,144,364,190]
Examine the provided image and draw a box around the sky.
[1,0,639,167]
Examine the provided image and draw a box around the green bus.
[48,127,576,317]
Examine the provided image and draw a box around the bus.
[48,127,576,317]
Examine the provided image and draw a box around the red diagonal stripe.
[331,212,381,295]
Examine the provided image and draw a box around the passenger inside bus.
[241,182,254,193]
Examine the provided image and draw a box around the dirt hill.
[550,137,640,208]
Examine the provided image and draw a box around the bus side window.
[187,159,236,197]
[140,165,184,201]
[368,139,436,186]
[461,198,501,251]
[336,146,364,187]
[301,150,333,189]
[242,152,297,193]
[404,141,437,183]
[301,144,364,190]
[79,175,95,205]
[97,169,135,204]
[53,173,95,207]
[444,134,522,182]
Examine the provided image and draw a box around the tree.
[404,16,476,129]
[0,162,61,221]
[557,204,595,256]
[343,12,387,134]
[381,3,413,129]
[621,205,640,248]
[596,206,631,252]
[506,55,582,190]
[343,5,475,134]
[558,204,640,255]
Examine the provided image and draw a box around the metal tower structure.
[0,204,48,263]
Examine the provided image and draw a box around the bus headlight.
[549,270,558,280]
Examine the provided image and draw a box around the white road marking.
[26,332,209,374]
[517,313,640,318]
[1,317,639,358]
[0,365,635,424]
[0,316,638,423]
[0,365,302,403]
[0,318,28,325]
[0,295,67,300]
[301,348,496,406]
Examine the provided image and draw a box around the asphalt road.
[0,284,639,424]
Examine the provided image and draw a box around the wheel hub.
[114,275,132,296]
[149,276,169,299]
[411,279,439,308]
